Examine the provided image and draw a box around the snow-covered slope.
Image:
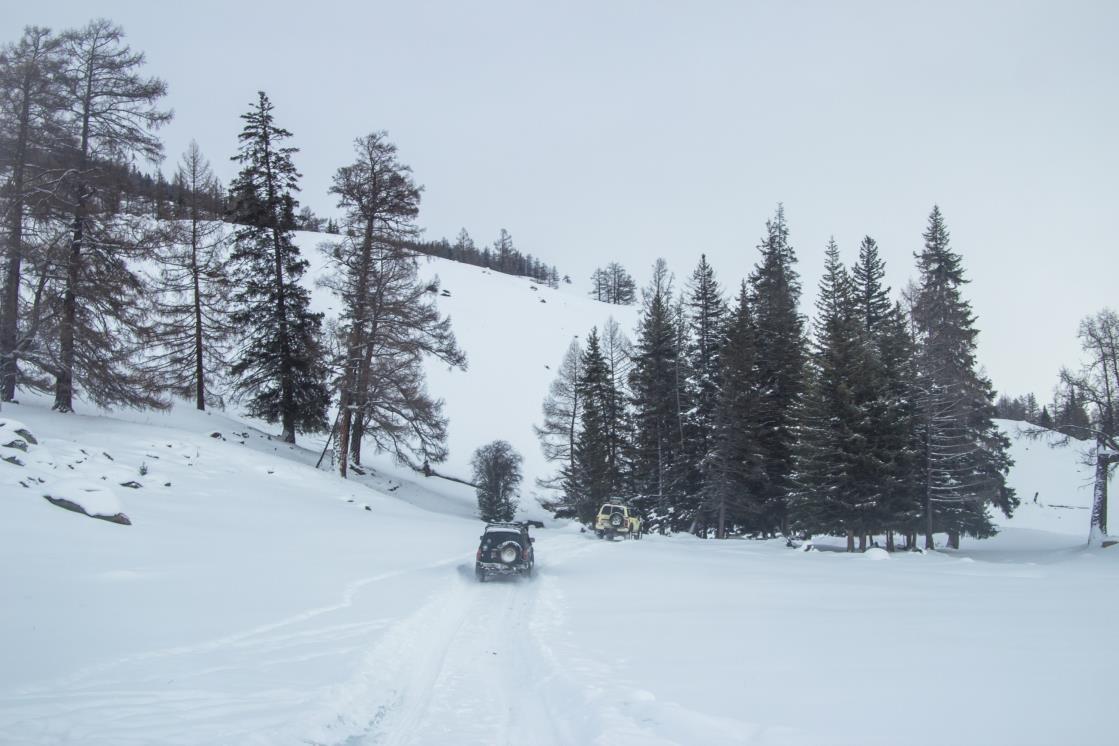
[1,239,1116,745]
[295,229,639,500]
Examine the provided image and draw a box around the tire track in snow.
[309,534,599,746]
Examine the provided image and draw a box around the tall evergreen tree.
[911,206,1015,548]
[791,239,867,548]
[227,91,328,443]
[629,259,686,531]
[702,282,764,537]
[748,205,806,535]
[683,253,726,519]
[572,327,614,521]
[850,236,920,549]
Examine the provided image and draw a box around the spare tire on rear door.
[499,541,520,564]
[610,512,624,528]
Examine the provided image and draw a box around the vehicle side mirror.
[530,537,535,543]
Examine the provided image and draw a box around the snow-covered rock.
[42,479,130,525]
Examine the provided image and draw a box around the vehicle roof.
[484,523,527,531]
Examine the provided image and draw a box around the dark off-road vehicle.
[475,520,544,581]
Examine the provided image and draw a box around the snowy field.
[2,253,1117,745]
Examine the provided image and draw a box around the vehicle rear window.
[483,531,521,546]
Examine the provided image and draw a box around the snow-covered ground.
[1,252,1116,745]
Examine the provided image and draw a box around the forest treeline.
[538,207,1020,550]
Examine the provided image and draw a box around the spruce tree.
[227,91,328,443]
[792,239,869,549]
[748,205,806,535]
[850,237,920,549]
[572,327,614,521]
[629,259,685,530]
[911,206,1015,548]
[703,282,764,537]
[683,254,726,522]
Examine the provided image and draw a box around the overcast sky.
[11,1,1118,404]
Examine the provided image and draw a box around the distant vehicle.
[594,503,642,540]
[475,520,543,581]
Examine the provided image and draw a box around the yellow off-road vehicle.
[594,503,642,540]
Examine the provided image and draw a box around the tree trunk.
[1,77,32,404]
[259,123,294,443]
[886,530,895,552]
[337,397,352,479]
[56,61,94,414]
[54,204,83,413]
[858,533,867,552]
[190,209,205,410]
[846,528,855,552]
[947,530,960,550]
[717,498,726,539]
[1089,438,1114,547]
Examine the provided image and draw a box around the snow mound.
[863,547,889,560]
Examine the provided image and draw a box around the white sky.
[11,0,1118,404]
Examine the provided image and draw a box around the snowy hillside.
[1,243,1117,745]
[294,228,639,499]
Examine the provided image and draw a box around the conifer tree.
[601,317,634,495]
[51,19,171,412]
[148,142,230,410]
[323,132,464,473]
[629,259,686,530]
[791,239,870,549]
[589,262,637,305]
[535,338,582,508]
[703,282,764,537]
[227,91,328,443]
[0,26,67,403]
[572,327,614,521]
[683,254,726,516]
[748,205,805,535]
[911,206,1015,548]
[851,237,919,549]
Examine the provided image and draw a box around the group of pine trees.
[538,206,1017,549]
[407,228,562,287]
[0,20,466,477]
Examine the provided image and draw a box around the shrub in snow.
[471,440,522,522]
[863,547,889,560]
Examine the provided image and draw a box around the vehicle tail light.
[476,548,482,561]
